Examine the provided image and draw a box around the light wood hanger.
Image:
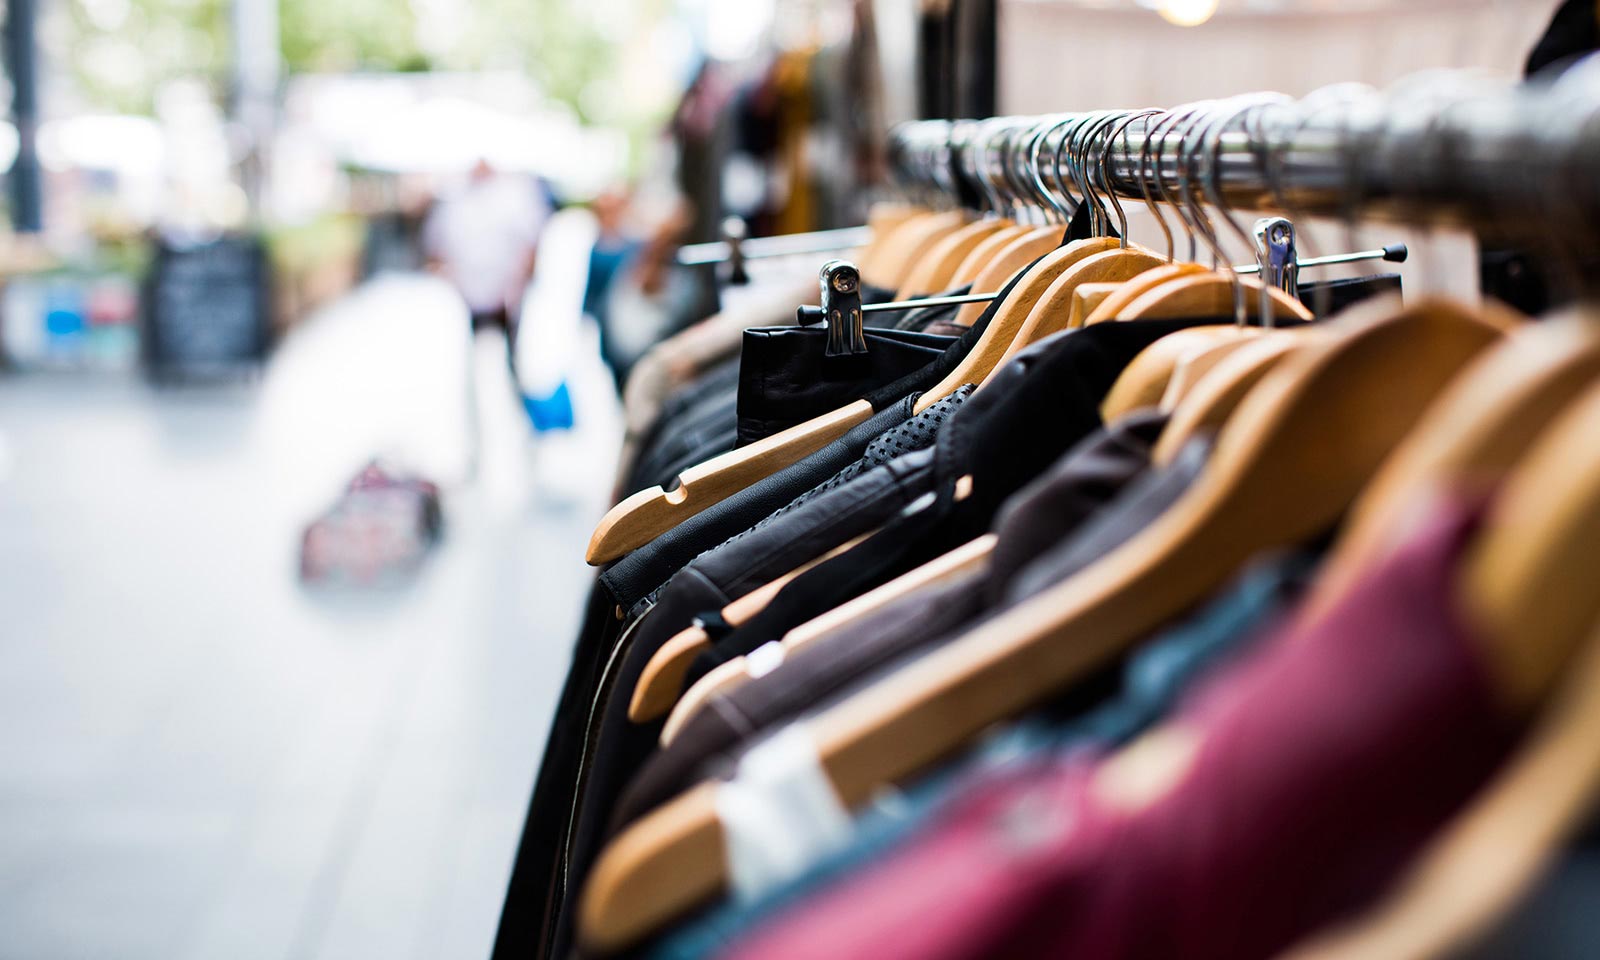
[1262,317,1600,960]
[853,203,922,280]
[628,530,874,722]
[1067,281,1124,328]
[894,218,1011,299]
[1151,333,1319,465]
[864,209,969,290]
[908,236,1127,415]
[1100,326,1264,421]
[661,533,1000,745]
[584,223,1064,564]
[949,226,1063,327]
[1296,310,1584,629]
[1160,333,1278,410]
[587,402,875,564]
[1116,273,1313,323]
[854,208,932,283]
[577,301,1506,952]
[1080,263,1209,325]
[986,246,1168,369]
[942,222,1034,288]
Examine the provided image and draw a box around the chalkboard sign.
[142,233,270,381]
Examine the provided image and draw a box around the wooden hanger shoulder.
[944,223,1033,289]
[661,658,748,746]
[865,210,968,290]
[1080,262,1206,325]
[1067,281,1125,328]
[1300,312,1590,630]
[854,202,923,278]
[910,235,1098,414]
[950,226,1064,327]
[1100,326,1262,422]
[1160,333,1277,410]
[587,401,875,564]
[875,214,975,298]
[855,208,932,282]
[1116,273,1314,324]
[989,245,1167,370]
[1151,333,1311,465]
[579,301,1506,950]
[1462,374,1600,711]
[894,218,1011,299]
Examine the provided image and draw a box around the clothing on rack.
[495,63,1600,960]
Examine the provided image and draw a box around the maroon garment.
[719,496,1520,960]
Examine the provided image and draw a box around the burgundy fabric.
[720,496,1519,960]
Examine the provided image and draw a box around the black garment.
[612,411,1182,827]
[624,358,743,495]
[735,326,956,446]
[495,264,1045,960]
[642,387,972,611]
[1526,0,1600,77]
[602,257,1045,619]
[680,315,1238,689]
[550,389,972,960]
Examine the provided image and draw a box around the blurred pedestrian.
[423,158,552,362]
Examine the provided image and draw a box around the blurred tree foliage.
[62,0,623,122]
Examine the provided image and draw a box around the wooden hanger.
[1116,273,1313,323]
[853,202,923,280]
[949,226,1064,327]
[941,222,1035,288]
[577,301,1506,952]
[908,236,1130,415]
[660,533,1000,745]
[1067,281,1124,328]
[854,208,932,283]
[985,246,1169,369]
[628,530,875,722]
[1100,326,1264,421]
[863,209,969,290]
[1152,332,1319,465]
[1079,262,1209,325]
[1262,316,1600,960]
[1295,310,1584,628]
[894,218,1011,299]
[587,401,876,564]
[1160,333,1279,410]
[585,222,1065,563]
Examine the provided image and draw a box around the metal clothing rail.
[886,64,1600,244]
[677,225,874,266]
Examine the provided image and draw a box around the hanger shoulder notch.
[587,400,874,564]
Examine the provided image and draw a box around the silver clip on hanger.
[818,259,868,357]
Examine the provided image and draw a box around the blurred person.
[584,185,644,390]
[423,158,553,359]
[423,159,554,478]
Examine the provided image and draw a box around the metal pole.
[4,0,42,233]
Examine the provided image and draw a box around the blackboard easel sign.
[142,232,270,382]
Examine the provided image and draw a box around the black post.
[4,0,41,232]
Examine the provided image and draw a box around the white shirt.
[424,174,551,314]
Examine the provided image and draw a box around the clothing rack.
[885,72,1600,244]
